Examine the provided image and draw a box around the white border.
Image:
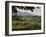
[9,3,44,34]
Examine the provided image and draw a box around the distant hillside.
[16,12,40,17]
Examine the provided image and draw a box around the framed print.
[5,1,45,36]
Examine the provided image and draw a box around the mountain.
[16,12,39,17]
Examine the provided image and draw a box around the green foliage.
[12,6,17,13]
[12,16,41,31]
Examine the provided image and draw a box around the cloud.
[16,7,41,16]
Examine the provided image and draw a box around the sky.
[16,7,41,16]
[31,7,41,16]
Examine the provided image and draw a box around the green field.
[12,16,41,31]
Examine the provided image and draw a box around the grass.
[12,16,41,31]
